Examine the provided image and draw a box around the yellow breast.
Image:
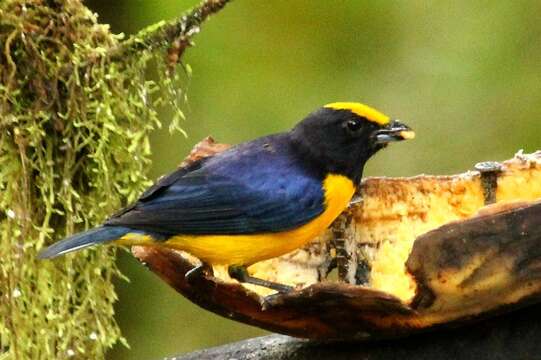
[162,174,355,266]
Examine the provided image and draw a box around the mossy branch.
[0,0,230,359]
[110,0,231,67]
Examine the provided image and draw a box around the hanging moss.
[0,0,198,358]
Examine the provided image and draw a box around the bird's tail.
[37,226,133,259]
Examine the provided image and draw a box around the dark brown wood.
[169,305,541,360]
[133,246,415,339]
[171,303,541,359]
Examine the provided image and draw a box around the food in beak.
[375,120,415,144]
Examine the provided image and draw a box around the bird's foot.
[260,293,287,310]
[228,265,293,293]
[185,263,213,285]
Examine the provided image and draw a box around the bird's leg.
[228,265,293,293]
[185,263,213,284]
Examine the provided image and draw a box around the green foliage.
[0,0,185,358]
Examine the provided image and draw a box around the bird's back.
[105,133,328,237]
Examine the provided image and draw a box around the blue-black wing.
[105,135,325,235]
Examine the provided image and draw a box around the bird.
[38,102,414,292]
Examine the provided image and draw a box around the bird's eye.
[344,119,363,135]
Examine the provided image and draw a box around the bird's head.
[290,102,414,183]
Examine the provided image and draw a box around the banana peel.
[132,138,541,340]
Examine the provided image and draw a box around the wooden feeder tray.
[133,138,541,340]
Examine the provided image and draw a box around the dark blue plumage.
[37,226,132,259]
[105,134,326,235]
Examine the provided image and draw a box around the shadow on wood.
[172,302,541,359]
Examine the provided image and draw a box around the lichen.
[0,0,187,358]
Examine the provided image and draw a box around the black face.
[290,107,412,183]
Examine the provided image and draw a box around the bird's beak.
[374,119,415,144]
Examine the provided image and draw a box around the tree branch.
[110,0,232,66]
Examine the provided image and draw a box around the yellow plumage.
[115,174,355,265]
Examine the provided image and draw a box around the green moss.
[0,0,186,358]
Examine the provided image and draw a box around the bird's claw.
[185,263,213,285]
[261,293,285,310]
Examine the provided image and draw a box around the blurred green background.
[84,1,541,359]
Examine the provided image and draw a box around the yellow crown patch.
[324,102,390,126]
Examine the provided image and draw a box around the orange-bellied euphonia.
[38,102,414,292]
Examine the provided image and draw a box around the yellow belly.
[117,174,355,266]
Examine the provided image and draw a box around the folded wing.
[106,138,325,236]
